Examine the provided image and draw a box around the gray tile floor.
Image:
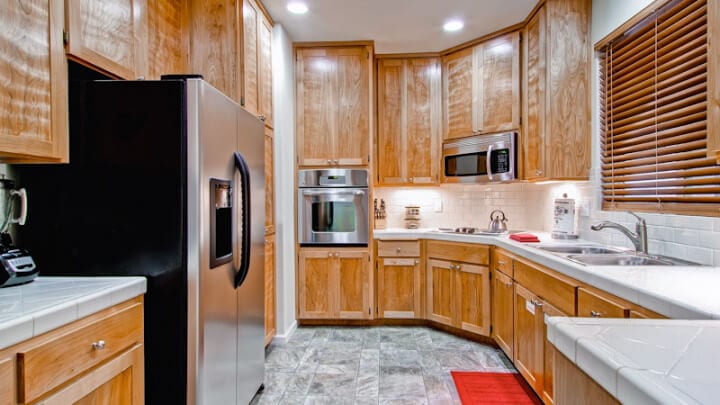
[250,326,516,405]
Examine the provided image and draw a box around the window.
[598,0,720,216]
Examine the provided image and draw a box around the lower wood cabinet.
[553,350,620,405]
[377,257,422,319]
[491,269,514,360]
[578,286,665,320]
[0,297,144,404]
[298,249,372,320]
[264,232,276,345]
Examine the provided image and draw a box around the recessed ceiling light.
[287,1,308,14]
[443,19,464,32]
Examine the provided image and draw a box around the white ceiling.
[263,0,539,54]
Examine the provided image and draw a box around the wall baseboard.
[271,320,298,345]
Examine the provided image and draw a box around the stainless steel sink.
[567,254,673,266]
[535,245,626,255]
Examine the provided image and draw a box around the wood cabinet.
[376,240,422,319]
[376,58,441,185]
[242,0,273,127]
[710,0,720,164]
[426,241,491,335]
[522,0,591,180]
[264,127,274,233]
[296,46,372,167]
[443,32,520,140]
[264,232,275,345]
[554,351,620,405]
[578,286,665,320]
[491,268,514,360]
[65,0,149,80]
[0,0,69,163]
[147,0,187,79]
[297,249,372,319]
[0,297,144,404]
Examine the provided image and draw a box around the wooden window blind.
[599,0,720,216]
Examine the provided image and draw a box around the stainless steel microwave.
[442,132,517,184]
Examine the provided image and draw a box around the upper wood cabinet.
[296,46,372,167]
[0,0,68,163]
[147,0,187,79]
[66,0,149,79]
[297,249,372,319]
[443,32,520,140]
[376,58,441,186]
[242,0,273,127]
[522,0,591,180]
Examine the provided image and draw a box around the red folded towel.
[510,233,540,242]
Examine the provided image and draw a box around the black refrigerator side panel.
[16,80,188,405]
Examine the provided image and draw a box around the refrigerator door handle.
[233,151,252,288]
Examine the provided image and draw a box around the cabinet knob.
[414,259,419,264]
[532,299,543,307]
[456,264,462,270]
[409,178,414,183]
[497,260,506,265]
[590,311,602,318]
[333,160,339,164]
[92,340,106,350]
[327,160,332,164]
[259,114,266,121]
[505,282,512,287]
[535,169,544,176]
[396,247,401,253]
[335,253,340,257]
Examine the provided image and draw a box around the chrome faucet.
[591,211,648,254]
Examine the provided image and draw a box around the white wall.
[271,24,297,339]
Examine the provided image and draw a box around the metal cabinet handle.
[409,178,414,183]
[497,260,506,265]
[396,247,401,253]
[414,260,419,264]
[259,114,266,121]
[332,160,339,164]
[590,311,602,318]
[326,160,332,164]
[505,282,512,287]
[532,299,543,307]
[536,169,544,176]
[456,264,462,270]
[92,340,106,350]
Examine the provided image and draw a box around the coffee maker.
[0,177,37,287]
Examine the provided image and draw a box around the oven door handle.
[302,190,365,196]
[486,144,494,182]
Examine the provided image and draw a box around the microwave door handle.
[486,144,494,182]
[233,152,252,289]
[302,190,365,196]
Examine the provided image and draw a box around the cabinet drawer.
[377,241,420,257]
[491,248,514,277]
[514,258,577,315]
[427,241,489,265]
[578,287,627,319]
[17,302,143,403]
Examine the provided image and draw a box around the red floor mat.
[451,371,542,405]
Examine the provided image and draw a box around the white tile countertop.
[0,276,147,350]
[374,229,720,319]
[547,317,720,404]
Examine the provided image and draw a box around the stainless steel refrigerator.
[17,75,265,405]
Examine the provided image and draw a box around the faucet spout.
[590,212,648,254]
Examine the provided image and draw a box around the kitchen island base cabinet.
[553,351,620,405]
[298,249,372,320]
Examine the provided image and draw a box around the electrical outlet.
[579,199,591,217]
[434,199,443,213]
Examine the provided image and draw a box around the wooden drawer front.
[18,302,143,403]
[491,248,513,277]
[427,241,489,265]
[377,241,421,257]
[514,259,577,315]
[578,288,628,319]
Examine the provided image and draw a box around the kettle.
[488,210,508,233]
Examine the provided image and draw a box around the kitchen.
[0,0,719,404]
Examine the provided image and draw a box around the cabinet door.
[472,32,520,134]
[406,58,440,184]
[66,0,148,79]
[377,258,421,319]
[147,0,186,79]
[337,251,371,319]
[297,251,335,318]
[377,59,406,184]
[514,283,543,394]
[455,263,490,335]
[542,300,567,405]
[242,0,259,115]
[334,47,370,165]
[426,259,455,326]
[264,233,275,346]
[258,14,273,128]
[0,357,12,405]
[443,48,473,140]
[39,344,144,405]
[523,7,547,180]
[296,48,336,166]
[0,0,68,162]
[264,127,274,233]
[491,270,514,360]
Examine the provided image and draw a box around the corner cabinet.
[522,0,591,180]
[65,0,149,79]
[296,46,372,167]
[0,0,68,162]
[376,58,441,185]
[298,249,372,320]
[443,32,520,140]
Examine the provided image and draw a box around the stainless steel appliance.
[298,169,369,246]
[0,178,37,288]
[17,76,264,404]
[442,132,517,183]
